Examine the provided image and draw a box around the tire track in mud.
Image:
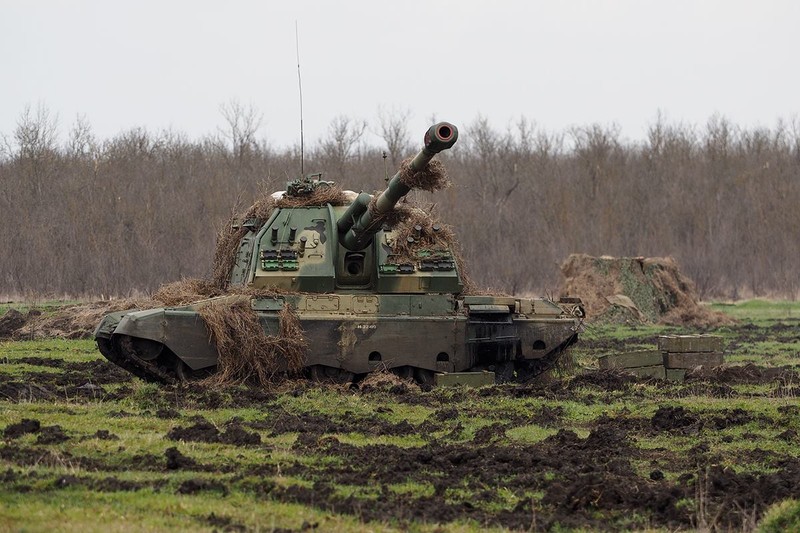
[1,349,800,530]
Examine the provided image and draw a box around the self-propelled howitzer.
[95,122,583,385]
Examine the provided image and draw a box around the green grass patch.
[505,424,558,443]
[0,489,367,533]
[0,300,84,316]
[712,299,800,322]
[759,499,800,533]
[0,339,98,362]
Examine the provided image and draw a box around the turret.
[337,122,458,251]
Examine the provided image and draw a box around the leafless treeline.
[2,104,799,299]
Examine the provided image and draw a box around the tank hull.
[95,294,582,384]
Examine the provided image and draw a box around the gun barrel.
[339,122,458,250]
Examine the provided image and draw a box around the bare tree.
[218,99,263,164]
[13,103,59,160]
[791,116,800,162]
[570,123,621,199]
[377,106,411,166]
[11,103,59,195]
[67,114,96,158]
[320,115,367,177]
[703,113,736,174]
[463,115,522,206]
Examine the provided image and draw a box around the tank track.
[97,336,178,384]
[98,331,580,386]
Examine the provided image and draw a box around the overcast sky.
[2,0,799,149]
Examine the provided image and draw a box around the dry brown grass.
[397,158,451,192]
[363,194,405,229]
[389,208,456,260]
[152,278,224,306]
[210,196,275,290]
[274,185,350,208]
[358,369,420,393]
[154,278,289,304]
[379,205,479,294]
[199,301,307,388]
[211,223,250,290]
[453,246,481,296]
[11,298,158,340]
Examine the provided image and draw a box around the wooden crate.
[658,335,723,353]
[598,350,664,369]
[664,351,724,369]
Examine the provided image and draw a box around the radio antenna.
[295,21,305,176]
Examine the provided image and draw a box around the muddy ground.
[1,318,799,531]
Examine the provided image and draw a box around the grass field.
[1,300,799,532]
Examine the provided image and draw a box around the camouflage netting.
[397,158,451,192]
[153,278,225,306]
[198,300,307,387]
[211,185,351,289]
[274,185,351,209]
[373,201,478,295]
[365,193,406,229]
[386,207,456,261]
[559,254,733,327]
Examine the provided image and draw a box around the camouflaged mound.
[559,254,733,327]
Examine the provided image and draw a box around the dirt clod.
[651,406,700,433]
[219,424,261,446]
[177,479,228,495]
[166,418,220,443]
[91,430,119,441]
[35,426,69,445]
[165,447,199,470]
[155,408,181,419]
[3,419,41,439]
[0,309,26,338]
